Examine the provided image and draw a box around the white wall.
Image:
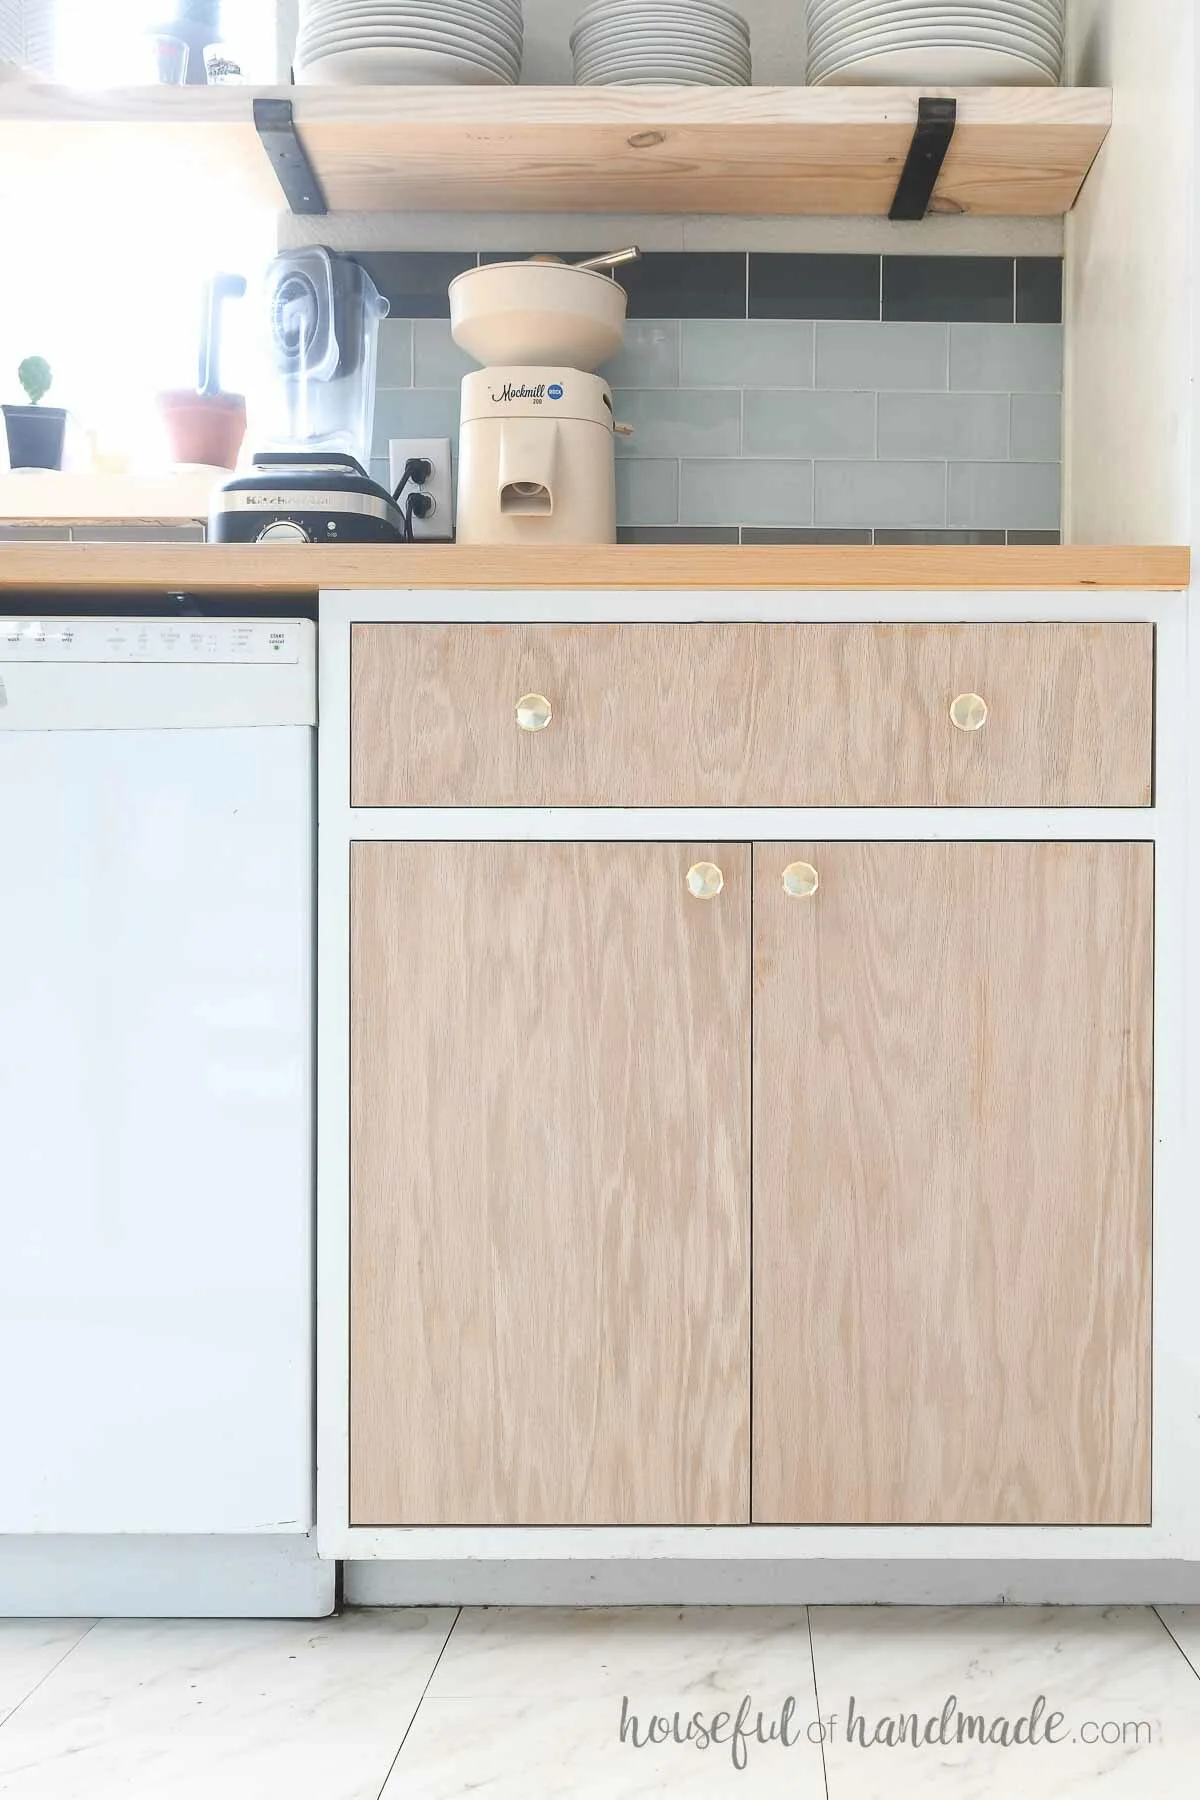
[1063,0,1196,544]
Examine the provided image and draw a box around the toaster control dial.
[256,519,311,544]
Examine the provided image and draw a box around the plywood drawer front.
[351,621,1153,808]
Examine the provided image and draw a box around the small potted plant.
[2,358,68,471]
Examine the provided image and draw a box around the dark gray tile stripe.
[357,253,1062,325]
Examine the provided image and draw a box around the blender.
[210,249,411,545]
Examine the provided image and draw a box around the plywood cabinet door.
[350,840,751,1526]
[751,841,1153,1527]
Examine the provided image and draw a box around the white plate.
[812,43,1058,83]
[300,25,520,61]
[809,30,1059,79]
[575,31,752,59]
[578,63,749,81]
[810,19,1061,61]
[807,0,1059,25]
[573,25,748,53]
[574,37,749,62]
[301,7,522,43]
[574,30,748,53]
[299,23,521,57]
[299,30,519,73]
[807,0,1060,25]
[808,17,1061,60]
[575,39,749,62]
[810,37,1060,80]
[302,4,520,37]
[303,4,521,32]
[296,44,514,80]
[808,6,1061,44]
[578,72,744,84]
[572,0,749,42]
[305,0,521,19]
[576,52,750,76]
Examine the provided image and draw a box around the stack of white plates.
[295,0,523,86]
[571,0,751,87]
[806,0,1063,87]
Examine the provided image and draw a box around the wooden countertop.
[0,543,1188,595]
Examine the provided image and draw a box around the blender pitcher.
[261,249,389,470]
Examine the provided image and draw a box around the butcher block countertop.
[0,543,1189,596]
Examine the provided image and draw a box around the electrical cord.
[402,491,434,543]
[392,457,432,503]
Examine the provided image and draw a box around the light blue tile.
[680,319,814,388]
[600,321,679,388]
[376,318,413,387]
[373,388,460,461]
[680,459,814,527]
[877,392,1010,460]
[816,323,948,391]
[615,458,679,526]
[413,319,477,388]
[948,462,1061,530]
[814,461,947,528]
[744,388,875,458]
[1010,392,1063,461]
[949,324,1062,393]
[611,388,741,458]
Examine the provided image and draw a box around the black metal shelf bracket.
[254,98,328,215]
[889,96,958,222]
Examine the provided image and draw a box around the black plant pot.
[3,405,67,471]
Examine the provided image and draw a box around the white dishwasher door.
[0,623,314,1534]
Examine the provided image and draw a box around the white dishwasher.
[0,616,315,1535]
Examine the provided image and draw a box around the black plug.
[402,490,435,542]
[393,456,433,502]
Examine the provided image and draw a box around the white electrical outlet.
[388,437,455,541]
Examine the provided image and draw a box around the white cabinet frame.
[317,586,1191,1573]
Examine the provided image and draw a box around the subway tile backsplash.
[369,251,1063,541]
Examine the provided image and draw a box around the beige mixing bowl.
[449,252,637,371]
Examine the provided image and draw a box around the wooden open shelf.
[0,544,1186,596]
[0,82,1110,216]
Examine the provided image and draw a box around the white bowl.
[450,259,629,370]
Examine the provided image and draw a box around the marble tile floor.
[0,1605,1198,1798]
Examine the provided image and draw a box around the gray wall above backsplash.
[365,250,1063,545]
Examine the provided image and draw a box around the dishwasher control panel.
[0,619,303,663]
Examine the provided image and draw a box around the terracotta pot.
[157,390,246,469]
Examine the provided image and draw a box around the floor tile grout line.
[1151,1607,1200,1685]
[0,1619,99,1733]
[374,1606,464,1798]
[806,1606,831,1800]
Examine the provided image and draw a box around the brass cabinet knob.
[782,861,819,899]
[950,692,988,732]
[686,861,725,901]
[515,693,553,732]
